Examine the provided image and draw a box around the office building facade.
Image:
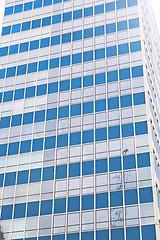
[0,0,159,239]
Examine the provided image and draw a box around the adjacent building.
[0,0,160,239]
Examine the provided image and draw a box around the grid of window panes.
[0,0,158,239]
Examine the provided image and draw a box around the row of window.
[4,0,137,21]
[0,65,143,103]
[4,225,156,240]
[0,187,153,220]
[0,92,145,129]
[0,121,148,156]
[0,18,139,57]
[5,0,70,16]
[0,152,150,187]
[0,42,142,79]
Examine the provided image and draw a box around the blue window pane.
[83,50,93,62]
[42,16,51,26]
[8,142,19,155]
[109,156,121,172]
[139,187,153,203]
[107,46,117,57]
[0,174,4,187]
[34,0,43,8]
[46,108,57,121]
[48,82,58,93]
[84,7,93,17]
[53,235,65,240]
[118,43,129,55]
[30,40,39,50]
[0,92,2,103]
[27,201,39,217]
[122,123,134,137]
[82,161,94,176]
[96,192,108,209]
[44,0,52,6]
[11,114,22,127]
[96,230,109,240]
[107,70,118,83]
[22,21,31,31]
[4,90,13,102]
[82,130,94,144]
[52,14,61,24]
[0,144,7,157]
[0,116,11,128]
[126,226,140,240]
[137,152,150,168]
[35,110,45,122]
[5,172,16,186]
[108,97,119,110]
[37,84,47,96]
[58,106,69,118]
[117,20,127,31]
[120,95,132,108]
[40,38,50,48]
[95,128,107,142]
[108,125,120,140]
[12,23,21,33]
[83,75,93,87]
[141,225,156,240]
[95,99,106,112]
[43,166,54,181]
[5,6,14,16]
[132,65,143,78]
[56,165,67,179]
[24,2,33,11]
[135,121,148,135]
[82,194,94,210]
[70,132,81,146]
[71,77,81,89]
[50,58,60,69]
[127,0,138,7]
[0,69,6,79]
[68,196,80,212]
[95,4,104,14]
[67,233,79,240]
[17,170,29,185]
[9,44,19,54]
[123,155,136,170]
[45,136,56,149]
[1,205,13,220]
[40,199,53,215]
[38,60,49,71]
[57,134,68,148]
[14,88,24,100]
[72,53,82,64]
[106,23,116,34]
[14,203,26,218]
[110,191,123,207]
[63,12,72,22]
[2,26,11,35]
[62,33,71,43]
[125,189,138,205]
[133,92,145,105]
[96,159,108,174]
[51,35,60,45]
[6,66,16,78]
[61,55,70,66]
[116,0,126,9]
[95,72,106,85]
[0,46,8,56]
[73,30,82,41]
[105,2,115,12]
[30,168,41,183]
[60,80,70,92]
[95,25,104,36]
[69,162,80,177]
[14,4,23,13]
[28,62,38,73]
[17,64,27,75]
[32,19,41,29]
[83,101,93,114]
[81,232,94,240]
[129,18,139,29]
[130,41,141,52]
[95,48,105,60]
[119,68,130,80]
[73,9,82,19]
[23,112,34,125]
[111,228,124,240]
[32,138,44,151]
[54,198,66,214]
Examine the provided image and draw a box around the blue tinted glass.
[63,12,72,22]
[107,45,117,57]
[12,23,21,33]
[116,0,126,9]
[141,225,156,240]
[95,72,105,85]
[126,226,140,240]
[5,172,16,186]
[110,191,123,207]
[82,161,94,175]
[32,19,41,29]
[71,103,81,117]
[42,16,51,26]
[95,4,104,14]
[72,53,82,64]
[84,7,93,17]
[22,21,31,31]
[43,166,54,181]
[125,189,138,205]
[84,28,93,39]
[107,70,118,82]
[95,25,104,36]
[96,159,108,174]
[17,170,29,185]
[135,121,148,135]
[11,114,22,127]
[0,174,4,187]
[137,152,150,168]
[82,130,94,144]
[70,132,81,145]
[123,155,136,170]
[54,198,66,213]
[95,128,107,142]
[108,125,120,140]
[133,92,145,105]
[35,110,45,122]
[109,156,121,172]
[4,90,13,102]
[139,187,153,203]
[58,106,69,118]
[45,136,56,150]
[83,75,93,87]
[67,233,79,240]
[40,37,50,48]
[28,62,38,73]
[25,86,36,98]
[118,43,129,55]
[73,30,82,41]
[0,144,7,157]
[23,112,34,124]
[68,196,80,212]
[117,20,127,31]
[14,4,23,13]
[48,82,58,93]
[14,88,24,100]
[96,230,109,240]
[6,66,16,78]
[122,123,134,137]
[1,205,13,220]
[95,99,106,112]
[96,192,108,209]
[30,168,41,183]
[82,194,94,210]
[60,80,70,91]
[119,68,130,80]
[19,42,29,52]
[9,44,19,54]
[130,40,141,52]
[20,140,32,154]
[5,6,14,15]
[46,108,57,120]
[132,65,143,78]
[120,95,132,108]
[32,138,44,151]
[40,200,53,215]
[51,35,60,45]
[105,2,115,12]
[44,0,52,6]
[73,9,82,19]
[56,165,67,179]
[83,101,93,114]
[17,64,27,75]
[30,40,39,50]
[95,48,105,60]
[0,116,11,128]
[34,0,43,8]
[61,55,70,66]
[52,14,61,24]
[62,33,71,43]
[81,232,94,240]
[0,46,8,56]
[106,23,116,34]
[14,203,26,218]
[71,77,81,89]
[111,228,124,240]
[108,97,119,110]
[37,84,47,96]
[38,60,49,71]
[24,2,33,11]
[50,58,60,69]
[69,162,80,177]
[127,0,138,7]
[129,18,139,29]
[27,201,39,217]
[8,142,19,155]
[2,26,11,35]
